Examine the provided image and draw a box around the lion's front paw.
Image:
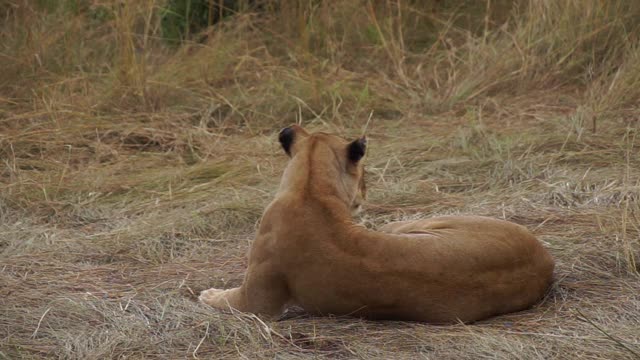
[199,288,225,307]
[199,287,244,312]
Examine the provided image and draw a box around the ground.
[1,1,639,359]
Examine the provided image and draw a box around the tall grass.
[4,1,639,114]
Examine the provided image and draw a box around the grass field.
[1,1,639,358]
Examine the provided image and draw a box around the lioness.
[200,125,554,323]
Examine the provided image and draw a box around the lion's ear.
[278,126,295,156]
[347,137,367,163]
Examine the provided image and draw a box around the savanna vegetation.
[1,0,639,358]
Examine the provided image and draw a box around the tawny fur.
[199,125,555,323]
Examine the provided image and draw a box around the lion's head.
[277,125,367,215]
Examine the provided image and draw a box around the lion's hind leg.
[379,220,414,234]
[379,219,448,235]
[379,220,434,234]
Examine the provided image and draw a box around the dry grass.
[1,0,640,358]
